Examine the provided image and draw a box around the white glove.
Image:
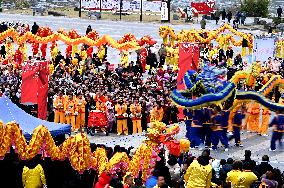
[74,112,78,116]
[227,132,233,136]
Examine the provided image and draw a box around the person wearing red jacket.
[93,172,111,188]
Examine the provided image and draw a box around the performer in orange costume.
[260,106,270,136]
[115,99,128,135]
[53,91,65,124]
[247,102,260,133]
[96,97,106,112]
[65,94,76,131]
[130,99,142,134]
[242,102,251,131]
[75,94,87,130]
[228,103,242,132]
[150,104,164,122]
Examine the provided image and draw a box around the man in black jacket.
[254,155,273,179]
[31,22,39,35]
[146,50,158,73]
[277,6,282,18]
[242,150,256,170]
[221,9,226,20]
[227,11,232,23]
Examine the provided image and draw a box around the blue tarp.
[0,96,71,140]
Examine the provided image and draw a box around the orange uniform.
[53,95,65,124]
[247,103,260,133]
[260,107,270,135]
[150,107,164,122]
[65,97,76,131]
[228,104,241,132]
[75,97,87,130]
[115,103,128,135]
[96,101,106,112]
[130,103,142,134]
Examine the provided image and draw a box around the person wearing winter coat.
[166,156,181,187]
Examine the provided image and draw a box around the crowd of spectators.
[1,145,284,188]
[0,22,179,134]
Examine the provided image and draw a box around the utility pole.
[140,0,142,22]
[120,0,122,20]
[79,0,82,17]
[161,0,170,23]
[168,0,171,23]
[100,0,102,12]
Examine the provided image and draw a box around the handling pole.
[140,0,143,22]
[79,0,82,17]
[168,0,171,23]
[120,0,122,20]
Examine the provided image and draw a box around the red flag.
[21,62,39,104]
[21,61,49,119]
[191,0,216,16]
[192,45,200,70]
[177,43,199,90]
[37,61,49,120]
[177,43,192,90]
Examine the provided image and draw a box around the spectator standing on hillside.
[240,12,246,25]
[236,11,241,24]
[215,10,220,24]
[221,9,226,21]
[227,11,233,23]
[201,17,206,29]
[277,6,282,18]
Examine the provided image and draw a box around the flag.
[191,0,216,16]
[177,43,200,90]
[192,44,200,70]
[37,61,49,120]
[21,61,49,120]
[177,43,192,90]
[21,62,39,104]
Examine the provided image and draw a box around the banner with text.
[253,38,275,62]
[161,1,169,21]
[82,0,161,12]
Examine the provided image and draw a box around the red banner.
[37,61,49,120]
[192,44,200,70]
[191,0,216,16]
[177,43,200,90]
[21,61,49,120]
[21,62,39,104]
